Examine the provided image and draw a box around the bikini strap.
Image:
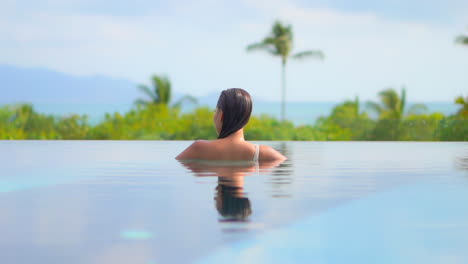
[253,144,260,162]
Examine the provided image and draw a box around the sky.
[1,0,468,102]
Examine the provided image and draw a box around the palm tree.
[135,74,197,108]
[366,87,427,120]
[246,20,324,121]
[135,75,172,106]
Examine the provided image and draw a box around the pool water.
[0,141,467,263]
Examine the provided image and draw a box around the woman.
[176,88,286,161]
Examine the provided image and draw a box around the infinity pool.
[1,141,467,263]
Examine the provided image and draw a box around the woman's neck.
[222,129,245,142]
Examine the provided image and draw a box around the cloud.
[0,10,164,79]
[0,0,467,101]
[241,0,468,101]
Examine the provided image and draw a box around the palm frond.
[365,101,383,116]
[378,89,399,111]
[247,41,281,56]
[138,85,157,102]
[272,21,293,39]
[134,98,149,106]
[152,75,171,105]
[172,95,198,109]
[249,21,293,58]
[291,50,325,60]
[262,37,278,45]
[246,42,271,52]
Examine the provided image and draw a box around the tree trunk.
[281,61,286,122]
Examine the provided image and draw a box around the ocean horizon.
[6,101,457,126]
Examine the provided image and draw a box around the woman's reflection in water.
[180,159,284,222]
[216,175,251,221]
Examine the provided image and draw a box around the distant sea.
[0,65,460,126]
[26,101,459,126]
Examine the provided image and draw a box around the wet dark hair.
[215,184,252,221]
[216,88,253,139]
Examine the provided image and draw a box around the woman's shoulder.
[259,145,287,161]
[191,139,212,147]
[184,140,212,150]
[175,140,213,160]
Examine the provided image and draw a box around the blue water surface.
[0,141,467,263]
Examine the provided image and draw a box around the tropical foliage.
[365,88,428,119]
[364,87,429,140]
[316,97,374,140]
[432,96,468,141]
[135,74,197,108]
[0,104,89,139]
[135,75,172,105]
[246,21,324,121]
[1,89,466,141]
